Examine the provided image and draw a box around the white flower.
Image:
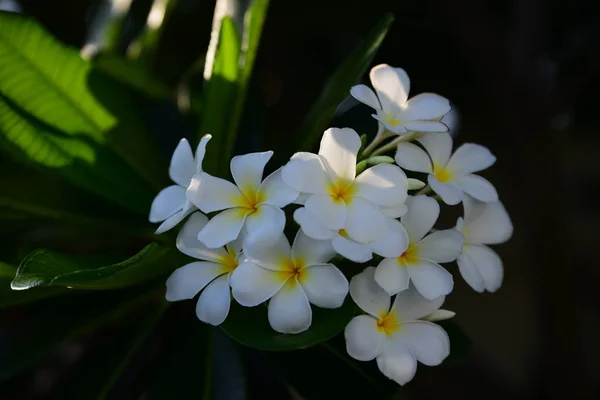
[149,135,211,234]
[165,212,244,325]
[282,127,408,244]
[186,151,298,248]
[456,194,513,292]
[344,267,450,386]
[229,230,349,334]
[395,133,497,205]
[293,208,409,263]
[350,64,451,135]
[374,196,463,299]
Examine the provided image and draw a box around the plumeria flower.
[456,194,513,292]
[186,151,298,248]
[350,64,451,135]
[395,132,497,205]
[294,208,409,263]
[282,127,408,245]
[149,135,211,234]
[230,230,349,334]
[345,267,450,385]
[374,195,464,299]
[165,212,244,325]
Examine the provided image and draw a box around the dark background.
[2,0,600,398]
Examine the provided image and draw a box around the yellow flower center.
[397,245,419,265]
[218,249,239,274]
[377,312,400,335]
[338,228,350,238]
[385,115,400,127]
[282,259,306,283]
[433,164,453,183]
[328,180,355,204]
[237,187,265,215]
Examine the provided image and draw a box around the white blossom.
[456,194,513,292]
[186,151,298,248]
[282,127,408,245]
[230,230,349,334]
[395,133,497,205]
[350,64,450,135]
[149,135,211,234]
[345,267,450,385]
[374,196,463,299]
[165,212,244,325]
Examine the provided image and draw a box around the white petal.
[165,262,225,301]
[304,194,347,230]
[371,219,410,258]
[459,244,503,292]
[447,143,496,175]
[422,309,456,322]
[268,280,312,334]
[407,260,454,300]
[376,341,417,385]
[318,127,361,181]
[345,315,385,361]
[281,152,330,194]
[375,258,410,295]
[354,164,408,207]
[350,266,391,317]
[176,212,229,262]
[245,204,286,240]
[230,151,273,198]
[370,64,410,115]
[300,264,349,308]
[294,193,309,205]
[417,132,452,168]
[390,284,445,321]
[169,139,195,187]
[197,208,247,248]
[294,208,336,240]
[195,134,212,173]
[403,121,449,133]
[371,113,409,135]
[230,261,288,306]
[155,207,193,234]
[396,321,449,366]
[186,172,244,213]
[292,230,336,266]
[381,203,408,218]
[345,197,386,243]
[456,174,498,202]
[332,235,373,262]
[416,229,464,263]
[350,84,381,110]
[195,274,231,326]
[400,93,451,122]
[401,195,440,242]
[394,142,432,173]
[428,175,463,205]
[462,196,513,244]
[150,185,186,223]
[259,168,299,207]
[242,231,291,271]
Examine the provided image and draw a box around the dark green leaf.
[11,243,187,291]
[220,297,357,351]
[0,261,65,308]
[295,13,394,151]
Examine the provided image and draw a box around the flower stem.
[370,132,416,157]
[416,185,432,195]
[361,131,392,158]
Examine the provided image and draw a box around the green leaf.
[11,243,187,291]
[220,297,356,351]
[295,13,394,151]
[0,12,167,212]
[356,160,368,175]
[0,261,65,308]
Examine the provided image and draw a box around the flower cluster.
[150,64,513,386]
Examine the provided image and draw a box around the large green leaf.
[0,262,64,308]
[11,243,187,291]
[295,13,394,151]
[0,12,168,212]
[220,297,357,351]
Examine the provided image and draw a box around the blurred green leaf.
[220,298,356,351]
[295,13,394,151]
[11,243,187,291]
[93,52,172,99]
[0,288,157,382]
[0,261,65,308]
[0,12,168,212]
